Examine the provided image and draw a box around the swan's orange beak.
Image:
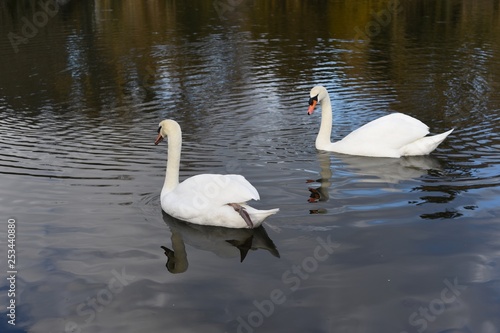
[307,99,317,115]
[154,133,164,145]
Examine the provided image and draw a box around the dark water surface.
[1,1,500,332]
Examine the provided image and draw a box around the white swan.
[307,86,454,158]
[155,119,279,229]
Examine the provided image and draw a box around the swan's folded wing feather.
[174,174,260,207]
[336,113,430,155]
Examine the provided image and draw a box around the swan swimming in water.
[155,119,279,229]
[307,85,454,158]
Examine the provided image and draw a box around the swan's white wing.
[333,113,430,157]
[343,113,429,148]
[161,174,278,228]
[174,174,259,206]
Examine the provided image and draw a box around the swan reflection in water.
[160,212,280,274]
[307,151,443,213]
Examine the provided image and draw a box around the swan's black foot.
[228,203,253,228]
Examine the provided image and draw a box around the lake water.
[1,1,499,332]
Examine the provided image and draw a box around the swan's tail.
[245,207,280,227]
[258,208,280,218]
[401,129,454,156]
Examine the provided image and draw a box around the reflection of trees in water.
[161,212,279,274]
[1,0,499,119]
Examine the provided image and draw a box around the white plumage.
[308,86,454,158]
[155,119,278,229]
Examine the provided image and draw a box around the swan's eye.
[309,95,318,106]
[157,126,162,133]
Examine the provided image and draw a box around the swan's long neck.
[316,95,333,149]
[164,125,182,193]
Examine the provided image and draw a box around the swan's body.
[155,119,278,229]
[308,86,454,158]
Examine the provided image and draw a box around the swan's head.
[154,119,181,145]
[307,86,329,115]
